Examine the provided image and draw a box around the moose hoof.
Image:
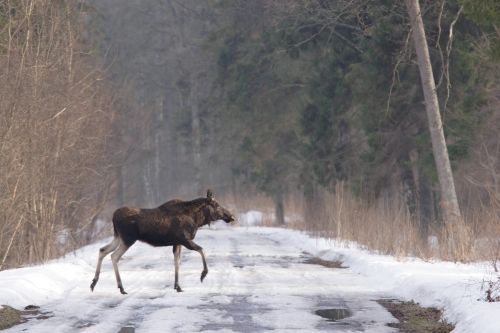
[175,286,183,293]
[118,286,128,295]
[200,270,208,282]
[90,280,96,292]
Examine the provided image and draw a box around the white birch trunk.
[405,0,461,224]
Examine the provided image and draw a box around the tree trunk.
[273,189,285,225]
[190,75,202,196]
[418,172,435,235]
[141,124,153,206]
[402,157,417,219]
[304,187,323,228]
[116,165,124,207]
[409,148,435,235]
[405,0,461,224]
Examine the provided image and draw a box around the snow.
[254,227,500,332]
[237,211,304,226]
[237,210,265,226]
[0,218,499,332]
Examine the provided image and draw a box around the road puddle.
[315,308,351,322]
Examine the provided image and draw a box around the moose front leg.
[182,240,208,283]
[199,248,208,282]
[173,245,183,292]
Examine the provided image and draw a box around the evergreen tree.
[462,0,500,61]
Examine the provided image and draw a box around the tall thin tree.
[405,0,461,224]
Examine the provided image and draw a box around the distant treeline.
[3,0,500,269]
[96,0,500,229]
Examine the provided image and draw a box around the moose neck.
[193,205,214,228]
[179,198,213,228]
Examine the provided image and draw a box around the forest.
[1,0,500,269]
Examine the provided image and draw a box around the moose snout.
[223,214,235,223]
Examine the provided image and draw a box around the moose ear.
[207,189,214,201]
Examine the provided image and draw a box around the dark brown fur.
[90,189,234,294]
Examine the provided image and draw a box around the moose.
[90,189,234,294]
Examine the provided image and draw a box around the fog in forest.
[2,0,500,269]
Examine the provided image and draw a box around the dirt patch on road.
[377,299,454,333]
[0,305,52,331]
[304,257,347,269]
[0,305,23,330]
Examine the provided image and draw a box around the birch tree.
[405,0,461,224]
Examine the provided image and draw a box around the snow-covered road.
[1,224,398,332]
[3,223,500,332]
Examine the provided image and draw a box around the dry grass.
[377,299,454,332]
[0,306,22,330]
[225,185,500,263]
[304,257,347,269]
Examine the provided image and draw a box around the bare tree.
[405,0,461,224]
[0,0,125,269]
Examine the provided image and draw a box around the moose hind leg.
[91,237,120,292]
[182,240,208,283]
[110,240,132,294]
[173,245,183,292]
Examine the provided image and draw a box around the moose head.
[206,189,234,223]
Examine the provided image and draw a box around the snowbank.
[0,241,104,309]
[245,227,500,333]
